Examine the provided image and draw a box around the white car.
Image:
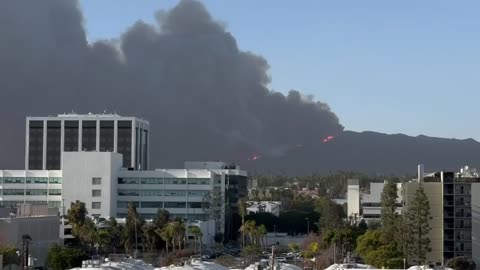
[276,257,287,263]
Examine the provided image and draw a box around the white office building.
[2,114,248,242]
[26,113,149,170]
[0,170,62,209]
[346,180,403,223]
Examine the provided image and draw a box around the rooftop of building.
[27,112,149,124]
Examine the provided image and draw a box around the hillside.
[244,131,480,175]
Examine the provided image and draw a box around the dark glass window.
[117,121,132,168]
[46,121,61,170]
[28,120,44,170]
[188,202,203,209]
[164,202,186,208]
[100,121,114,151]
[64,121,79,151]
[135,127,140,170]
[144,130,148,170]
[141,202,163,208]
[82,121,96,151]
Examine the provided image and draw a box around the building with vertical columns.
[25,113,149,170]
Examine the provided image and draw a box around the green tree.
[380,181,400,243]
[67,200,87,227]
[77,217,98,249]
[188,226,203,254]
[124,202,144,254]
[315,196,345,230]
[356,230,403,268]
[238,199,248,248]
[158,224,174,253]
[142,223,159,252]
[242,244,261,264]
[446,256,476,270]
[97,229,112,253]
[107,217,123,253]
[0,246,20,267]
[405,185,432,265]
[46,244,88,270]
[153,209,170,229]
[257,224,267,249]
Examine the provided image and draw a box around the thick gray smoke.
[0,0,343,168]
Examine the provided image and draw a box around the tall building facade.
[403,166,480,266]
[26,114,149,170]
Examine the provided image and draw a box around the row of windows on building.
[0,200,61,208]
[118,178,211,185]
[1,189,62,196]
[117,201,204,209]
[116,213,209,221]
[117,190,209,197]
[0,177,62,184]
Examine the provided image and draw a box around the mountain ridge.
[244,130,480,175]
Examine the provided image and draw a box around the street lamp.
[305,218,310,235]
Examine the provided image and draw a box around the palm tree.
[142,223,158,252]
[157,225,174,253]
[108,217,123,254]
[244,220,257,245]
[257,224,267,249]
[174,220,186,250]
[238,199,247,248]
[189,226,203,254]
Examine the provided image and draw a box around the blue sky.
[79,0,480,140]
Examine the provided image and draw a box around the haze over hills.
[0,0,478,175]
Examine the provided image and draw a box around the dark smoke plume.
[0,0,342,169]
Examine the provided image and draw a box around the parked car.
[276,257,287,263]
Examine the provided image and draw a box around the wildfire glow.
[248,154,262,161]
[323,135,335,143]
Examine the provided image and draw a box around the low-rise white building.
[347,180,403,223]
[247,201,282,216]
[0,170,62,209]
[0,152,248,242]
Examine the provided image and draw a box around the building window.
[117,201,139,208]
[3,177,24,184]
[48,189,62,196]
[165,190,186,197]
[141,178,163,185]
[118,190,139,196]
[92,190,102,197]
[82,121,97,151]
[141,202,163,208]
[164,202,187,208]
[92,202,101,209]
[140,190,163,196]
[118,178,139,184]
[92,177,101,185]
[187,178,210,185]
[164,178,187,185]
[48,177,62,184]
